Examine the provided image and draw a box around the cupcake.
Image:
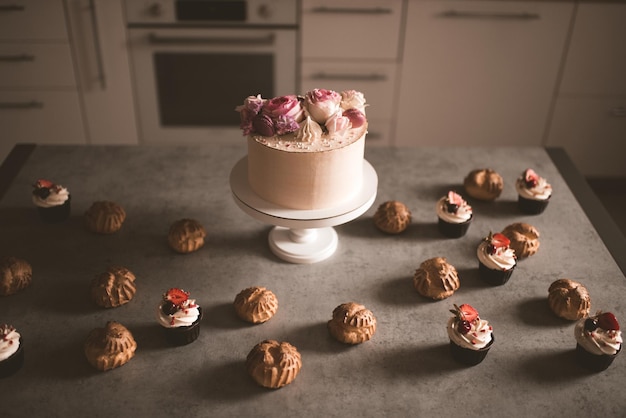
[447,304,494,366]
[84,201,126,234]
[436,191,473,238]
[548,279,591,321]
[233,286,278,324]
[373,200,412,234]
[0,256,32,296]
[515,168,552,214]
[574,311,622,372]
[0,324,24,377]
[500,222,540,259]
[476,232,517,285]
[156,288,202,346]
[246,340,302,389]
[463,169,503,201]
[32,179,71,223]
[90,266,137,308]
[84,321,137,372]
[327,302,377,344]
[413,257,460,300]
[167,219,206,254]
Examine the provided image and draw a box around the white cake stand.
[229,156,378,264]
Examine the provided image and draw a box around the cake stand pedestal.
[229,157,378,264]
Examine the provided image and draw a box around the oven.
[124,0,298,144]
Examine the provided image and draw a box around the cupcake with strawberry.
[0,324,23,377]
[515,168,552,214]
[447,304,494,366]
[156,288,202,346]
[477,232,517,286]
[574,311,622,372]
[32,179,71,223]
[436,191,473,238]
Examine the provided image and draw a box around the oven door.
[127,27,296,144]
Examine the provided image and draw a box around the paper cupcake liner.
[437,217,472,238]
[517,195,549,215]
[449,335,494,366]
[162,307,202,346]
[0,338,24,378]
[478,262,515,286]
[575,343,619,372]
[37,196,71,223]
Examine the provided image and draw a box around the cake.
[447,303,494,366]
[236,89,368,210]
[327,302,377,344]
[476,232,516,285]
[436,191,473,238]
[463,169,503,201]
[413,257,460,300]
[233,286,278,324]
[548,279,591,321]
[574,311,622,372]
[32,179,71,223]
[156,288,202,346]
[0,256,32,296]
[516,168,552,214]
[167,219,206,254]
[90,266,137,308]
[500,222,540,259]
[246,340,302,389]
[84,321,136,371]
[84,201,126,234]
[373,200,412,234]
[0,324,24,377]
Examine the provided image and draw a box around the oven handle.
[148,32,275,46]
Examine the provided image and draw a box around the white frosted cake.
[236,89,368,210]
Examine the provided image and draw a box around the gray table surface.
[1,144,625,418]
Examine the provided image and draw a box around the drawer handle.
[0,54,34,62]
[0,4,25,12]
[148,33,275,46]
[440,10,540,20]
[310,72,387,82]
[0,101,44,109]
[610,107,626,117]
[311,7,392,15]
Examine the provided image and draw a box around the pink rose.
[275,115,300,136]
[325,111,352,139]
[262,95,304,123]
[343,108,366,128]
[340,90,367,113]
[304,89,342,125]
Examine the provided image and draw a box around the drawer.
[301,0,403,60]
[0,91,86,144]
[301,61,398,121]
[0,43,76,88]
[0,0,68,40]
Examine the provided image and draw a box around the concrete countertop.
[0,144,625,417]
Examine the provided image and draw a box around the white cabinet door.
[395,1,573,146]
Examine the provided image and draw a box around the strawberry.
[597,312,620,331]
[491,233,510,249]
[524,169,539,188]
[450,303,479,323]
[447,191,463,206]
[164,288,189,307]
[34,179,54,189]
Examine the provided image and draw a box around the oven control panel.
[125,0,297,26]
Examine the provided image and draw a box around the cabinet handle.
[0,101,44,109]
[148,32,275,45]
[88,0,106,89]
[0,54,34,62]
[311,7,392,15]
[440,10,540,20]
[0,4,25,12]
[610,107,626,117]
[310,72,387,82]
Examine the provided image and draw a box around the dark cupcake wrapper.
[575,343,620,372]
[478,261,515,286]
[36,195,71,223]
[517,195,550,215]
[437,216,472,238]
[162,307,202,346]
[0,338,24,378]
[449,335,494,366]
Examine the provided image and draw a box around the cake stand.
[229,157,378,264]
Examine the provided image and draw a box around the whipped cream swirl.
[447,317,493,350]
[0,324,20,361]
[575,319,622,356]
[156,299,200,328]
[295,116,323,143]
[515,171,552,201]
[32,185,70,208]
[477,241,516,271]
[436,193,472,224]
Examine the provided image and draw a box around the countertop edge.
[0,143,36,203]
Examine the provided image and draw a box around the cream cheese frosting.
[477,240,516,271]
[447,316,493,350]
[436,192,472,224]
[0,324,20,361]
[575,317,622,356]
[515,169,552,201]
[32,184,69,208]
[157,298,200,328]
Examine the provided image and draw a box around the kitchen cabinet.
[300,0,405,146]
[545,3,626,177]
[395,0,573,147]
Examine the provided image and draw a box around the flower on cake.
[236,88,367,141]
